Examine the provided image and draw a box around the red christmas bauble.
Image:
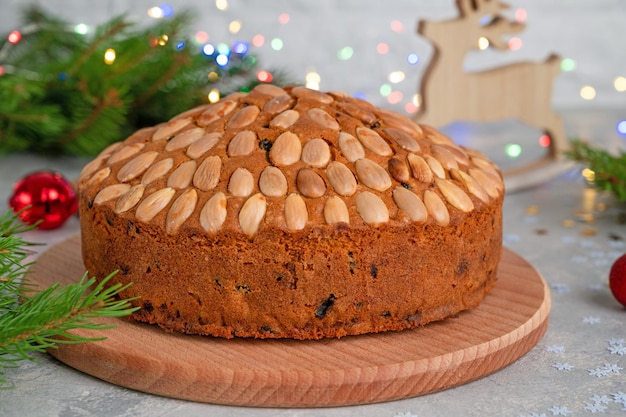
[609,253,626,307]
[8,171,78,230]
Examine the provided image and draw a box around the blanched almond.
[291,86,333,104]
[259,166,288,197]
[193,156,222,191]
[228,167,254,197]
[431,145,459,171]
[326,161,357,196]
[355,191,389,225]
[435,178,474,212]
[108,143,145,165]
[165,127,205,152]
[186,132,221,159]
[115,184,146,213]
[269,131,302,166]
[356,127,392,156]
[335,101,376,125]
[406,153,433,183]
[338,132,365,162]
[153,119,192,141]
[80,156,107,181]
[425,155,446,179]
[166,188,198,234]
[142,158,174,185]
[324,196,350,224]
[469,168,500,198]
[452,169,490,203]
[239,193,267,236]
[301,138,331,168]
[423,190,450,226]
[296,168,326,198]
[422,125,454,145]
[200,191,227,233]
[284,193,308,230]
[263,94,293,115]
[117,151,159,182]
[87,167,111,185]
[197,100,237,126]
[307,108,339,130]
[383,128,420,152]
[388,158,410,183]
[270,109,299,129]
[94,184,131,205]
[167,160,197,189]
[377,108,424,138]
[227,105,260,129]
[392,187,427,222]
[355,158,392,192]
[254,83,287,97]
[227,130,257,157]
[135,187,175,222]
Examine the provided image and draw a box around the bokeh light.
[561,58,577,72]
[379,84,392,97]
[8,30,21,44]
[229,20,242,34]
[208,88,220,103]
[252,34,265,47]
[580,86,596,100]
[515,8,528,22]
[202,43,215,56]
[539,134,551,148]
[505,144,522,159]
[256,70,273,83]
[103,48,116,65]
[232,41,249,55]
[376,43,389,55]
[74,24,89,35]
[614,76,626,92]
[306,71,321,90]
[478,37,489,50]
[278,13,290,24]
[195,31,209,44]
[215,0,228,11]
[508,37,523,51]
[617,120,626,137]
[407,53,420,65]
[387,91,403,104]
[271,38,284,51]
[390,20,404,32]
[338,46,353,60]
[388,71,405,84]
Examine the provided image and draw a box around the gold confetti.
[525,205,539,215]
[581,227,597,236]
[561,219,576,228]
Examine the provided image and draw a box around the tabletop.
[0,109,625,417]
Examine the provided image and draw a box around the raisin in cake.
[78,85,504,340]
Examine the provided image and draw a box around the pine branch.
[566,139,626,201]
[0,210,138,386]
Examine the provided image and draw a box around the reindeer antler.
[457,0,509,18]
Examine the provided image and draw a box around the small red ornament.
[609,253,626,307]
[8,171,78,230]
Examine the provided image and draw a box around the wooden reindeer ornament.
[416,0,571,190]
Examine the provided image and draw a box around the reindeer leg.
[543,112,570,160]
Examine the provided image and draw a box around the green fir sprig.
[0,209,138,386]
[566,139,626,201]
[0,6,283,156]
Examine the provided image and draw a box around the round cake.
[78,84,504,340]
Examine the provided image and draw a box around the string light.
[270,38,284,51]
[160,4,174,18]
[337,46,353,60]
[207,71,219,82]
[407,53,420,65]
[582,168,596,183]
[103,48,116,65]
[614,76,626,92]
[215,0,228,11]
[561,58,576,72]
[306,71,321,90]
[73,24,89,35]
[252,34,265,47]
[157,34,169,46]
[229,20,242,34]
[232,41,249,55]
[278,13,290,24]
[505,144,522,159]
[478,37,489,50]
[208,88,220,103]
[539,134,551,148]
[195,31,209,44]
[202,44,215,56]
[580,86,596,100]
[376,43,389,55]
[215,54,229,67]
[508,37,523,51]
[617,120,626,137]
[8,30,22,44]
[147,7,164,19]
[388,71,405,84]
[256,69,273,83]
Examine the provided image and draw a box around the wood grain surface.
[29,234,550,408]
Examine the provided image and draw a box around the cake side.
[77,84,505,339]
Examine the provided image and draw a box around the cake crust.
[78,85,504,339]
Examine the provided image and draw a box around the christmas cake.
[78,85,504,339]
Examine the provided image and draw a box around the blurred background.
[1,0,625,171]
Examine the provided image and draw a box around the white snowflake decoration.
[584,402,607,413]
[552,362,574,371]
[582,316,601,324]
[546,345,565,353]
[547,405,571,416]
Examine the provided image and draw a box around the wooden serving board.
[29,234,550,408]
